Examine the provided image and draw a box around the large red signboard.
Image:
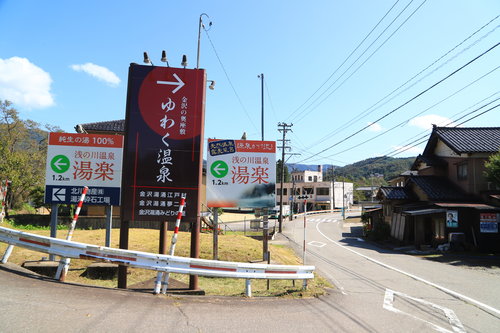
[121,64,206,223]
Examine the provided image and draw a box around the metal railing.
[0,226,315,295]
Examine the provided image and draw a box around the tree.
[276,159,290,183]
[484,151,500,188]
[0,100,54,210]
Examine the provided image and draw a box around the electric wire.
[293,42,500,164]
[320,66,500,159]
[382,90,500,156]
[291,0,428,124]
[286,0,403,121]
[203,28,259,132]
[306,15,500,149]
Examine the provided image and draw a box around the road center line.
[316,220,500,317]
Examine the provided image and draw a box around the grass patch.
[0,224,331,297]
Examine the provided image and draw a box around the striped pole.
[0,179,9,223]
[55,186,88,281]
[155,195,186,294]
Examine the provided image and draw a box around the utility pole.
[277,122,293,233]
[258,74,264,141]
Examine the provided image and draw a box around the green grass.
[0,223,331,297]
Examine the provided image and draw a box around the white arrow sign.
[52,188,66,202]
[157,73,185,94]
[212,163,226,176]
[53,157,68,171]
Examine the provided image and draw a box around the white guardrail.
[0,226,314,284]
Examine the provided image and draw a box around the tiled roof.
[378,186,414,200]
[408,176,474,202]
[411,154,447,170]
[425,127,500,155]
[76,120,125,134]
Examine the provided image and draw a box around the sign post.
[44,132,123,207]
[44,132,123,253]
[207,139,276,261]
[120,64,206,290]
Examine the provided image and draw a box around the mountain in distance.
[287,156,416,181]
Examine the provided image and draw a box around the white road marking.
[308,241,326,248]
[316,221,500,317]
[383,289,466,333]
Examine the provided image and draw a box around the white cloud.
[71,63,120,87]
[409,114,456,130]
[367,122,382,132]
[0,57,54,109]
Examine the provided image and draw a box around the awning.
[434,203,499,210]
[403,208,446,216]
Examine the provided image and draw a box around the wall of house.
[442,156,490,196]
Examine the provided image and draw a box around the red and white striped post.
[55,186,89,281]
[154,195,186,294]
[0,179,9,223]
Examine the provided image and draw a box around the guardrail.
[0,226,315,296]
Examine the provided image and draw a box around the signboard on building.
[480,213,499,233]
[121,64,205,222]
[44,132,123,205]
[207,139,276,208]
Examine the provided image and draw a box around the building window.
[303,187,314,194]
[457,163,468,180]
[282,188,287,195]
[317,187,329,195]
[314,176,318,182]
[308,176,312,181]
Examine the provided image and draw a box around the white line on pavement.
[383,289,466,333]
[316,221,500,317]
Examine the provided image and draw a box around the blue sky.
[1,0,499,166]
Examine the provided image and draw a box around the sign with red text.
[44,132,123,205]
[121,64,205,222]
[207,139,276,208]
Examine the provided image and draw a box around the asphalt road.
[283,212,500,333]
[1,212,499,332]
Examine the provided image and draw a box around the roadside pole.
[159,195,186,294]
[105,205,113,247]
[55,186,88,281]
[303,199,307,265]
[49,203,58,261]
[263,208,269,261]
[213,208,218,260]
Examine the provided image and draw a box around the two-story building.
[277,166,354,213]
[376,126,500,252]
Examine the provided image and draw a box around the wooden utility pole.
[277,123,293,233]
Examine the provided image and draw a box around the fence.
[0,226,315,296]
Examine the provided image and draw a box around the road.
[1,212,499,332]
[283,212,500,333]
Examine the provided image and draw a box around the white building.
[277,166,354,213]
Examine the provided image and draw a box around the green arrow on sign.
[210,160,229,178]
[50,155,70,173]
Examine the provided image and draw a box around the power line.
[286,0,403,121]
[203,29,259,133]
[385,91,500,157]
[294,42,500,164]
[306,15,500,149]
[386,102,500,157]
[320,66,500,158]
[291,0,428,123]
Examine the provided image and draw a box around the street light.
[197,13,212,69]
